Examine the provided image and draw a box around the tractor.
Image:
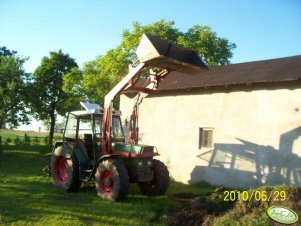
[51,33,207,201]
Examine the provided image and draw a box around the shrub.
[32,136,40,145]
[13,136,23,145]
[43,136,49,145]
[5,137,12,145]
[24,133,31,145]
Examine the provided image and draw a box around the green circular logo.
[267,206,299,225]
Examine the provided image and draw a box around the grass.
[0,144,214,226]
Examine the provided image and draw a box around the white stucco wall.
[120,87,301,188]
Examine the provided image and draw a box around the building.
[120,55,301,188]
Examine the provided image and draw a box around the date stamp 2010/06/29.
[223,190,286,202]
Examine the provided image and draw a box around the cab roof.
[70,102,121,116]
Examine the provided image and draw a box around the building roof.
[156,55,301,91]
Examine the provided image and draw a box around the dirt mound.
[160,186,301,226]
[160,188,234,226]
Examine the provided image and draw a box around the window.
[64,113,77,139]
[199,127,214,149]
[78,117,93,139]
[112,116,125,142]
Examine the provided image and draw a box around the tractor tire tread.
[95,159,129,201]
[139,159,169,196]
[51,146,81,192]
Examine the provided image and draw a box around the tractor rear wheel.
[51,146,81,192]
[95,159,129,201]
[139,159,169,196]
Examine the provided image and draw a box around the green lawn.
[0,144,213,226]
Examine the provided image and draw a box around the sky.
[0,0,301,131]
[1,0,301,74]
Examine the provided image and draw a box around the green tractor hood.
[113,142,158,157]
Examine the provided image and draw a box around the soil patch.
[159,186,301,226]
[159,187,234,226]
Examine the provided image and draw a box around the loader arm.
[101,33,207,156]
[101,62,146,155]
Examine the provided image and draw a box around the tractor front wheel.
[139,159,169,196]
[51,146,81,192]
[95,159,129,201]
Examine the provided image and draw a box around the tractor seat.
[77,140,90,159]
[84,134,93,159]
[84,134,93,145]
[77,134,93,159]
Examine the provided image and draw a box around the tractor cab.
[62,102,125,162]
[52,103,126,183]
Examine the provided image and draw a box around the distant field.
[0,129,62,138]
[0,129,63,145]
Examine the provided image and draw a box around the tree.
[177,25,237,66]
[78,20,236,107]
[81,48,130,104]
[0,47,30,128]
[62,67,85,110]
[0,46,17,57]
[29,50,78,145]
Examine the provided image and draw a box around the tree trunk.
[49,111,56,145]
[0,136,3,153]
[0,118,5,129]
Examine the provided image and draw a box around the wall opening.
[199,127,214,149]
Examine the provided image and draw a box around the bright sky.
[1,0,301,74]
[0,0,300,131]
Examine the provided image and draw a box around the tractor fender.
[52,141,63,153]
[96,154,121,167]
[53,141,88,163]
[52,142,73,160]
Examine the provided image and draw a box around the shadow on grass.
[0,145,52,177]
[0,144,216,225]
[1,176,172,225]
[2,144,52,153]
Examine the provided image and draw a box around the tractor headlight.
[147,160,152,166]
[138,161,143,167]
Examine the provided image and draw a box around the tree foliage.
[177,25,237,65]
[0,46,17,57]
[0,46,30,128]
[62,67,84,110]
[78,20,236,107]
[29,50,79,144]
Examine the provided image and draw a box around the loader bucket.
[136,33,207,74]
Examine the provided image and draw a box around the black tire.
[51,146,81,192]
[139,159,170,196]
[95,159,129,201]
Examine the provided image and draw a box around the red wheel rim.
[54,156,68,184]
[99,170,114,193]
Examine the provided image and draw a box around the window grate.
[199,128,214,149]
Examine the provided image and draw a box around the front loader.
[51,33,207,201]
